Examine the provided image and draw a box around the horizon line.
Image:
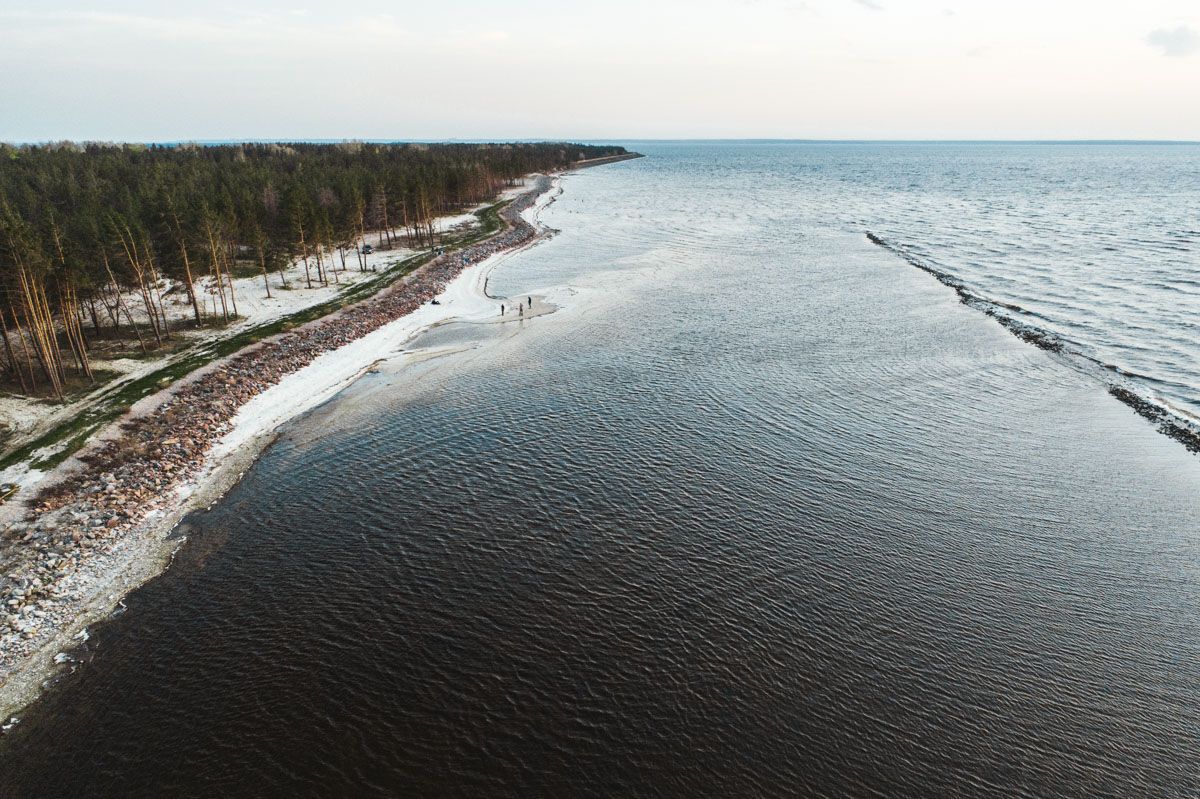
[4,137,1199,147]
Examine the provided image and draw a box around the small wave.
[867,231,1200,454]
[866,232,1065,353]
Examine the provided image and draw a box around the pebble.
[1,177,554,672]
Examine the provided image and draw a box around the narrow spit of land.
[0,157,638,722]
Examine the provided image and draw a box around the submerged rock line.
[866,231,1200,455]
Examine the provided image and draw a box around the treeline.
[0,141,625,398]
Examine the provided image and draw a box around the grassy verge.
[1,199,511,475]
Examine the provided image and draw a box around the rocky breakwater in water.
[0,176,554,711]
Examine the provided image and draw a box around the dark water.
[3,144,1200,797]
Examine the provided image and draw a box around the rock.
[9,181,546,612]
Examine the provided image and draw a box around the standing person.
[527,296,532,308]
[500,304,505,315]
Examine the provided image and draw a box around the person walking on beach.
[500,304,504,315]
[527,296,532,308]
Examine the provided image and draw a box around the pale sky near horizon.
[1,0,1198,142]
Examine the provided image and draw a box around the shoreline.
[0,169,576,724]
[0,199,493,490]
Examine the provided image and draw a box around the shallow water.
[705,142,1200,425]
[3,143,1200,797]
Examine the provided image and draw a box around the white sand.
[0,205,489,491]
[213,177,559,458]
[214,244,515,458]
[0,175,562,723]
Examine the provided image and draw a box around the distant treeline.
[0,141,625,398]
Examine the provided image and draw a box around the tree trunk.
[171,208,203,326]
[102,253,147,353]
[116,224,163,346]
[9,300,38,393]
[222,248,239,317]
[204,220,230,322]
[258,243,272,298]
[88,297,102,334]
[0,307,28,394]
[16,267,63,399]
[143,235,171,339]
[298,221,313,289]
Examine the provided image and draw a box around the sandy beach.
[0,173,567,725]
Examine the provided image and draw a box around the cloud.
[852,0,883,9]
[1145,26,1199,57]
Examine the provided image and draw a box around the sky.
[1,0,1197,142]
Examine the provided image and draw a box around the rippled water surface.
[744,142,1200,423]
[3,143,1200,797]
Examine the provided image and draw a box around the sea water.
[3,142,1199,797]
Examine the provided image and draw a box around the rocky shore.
[0,174,558,721]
